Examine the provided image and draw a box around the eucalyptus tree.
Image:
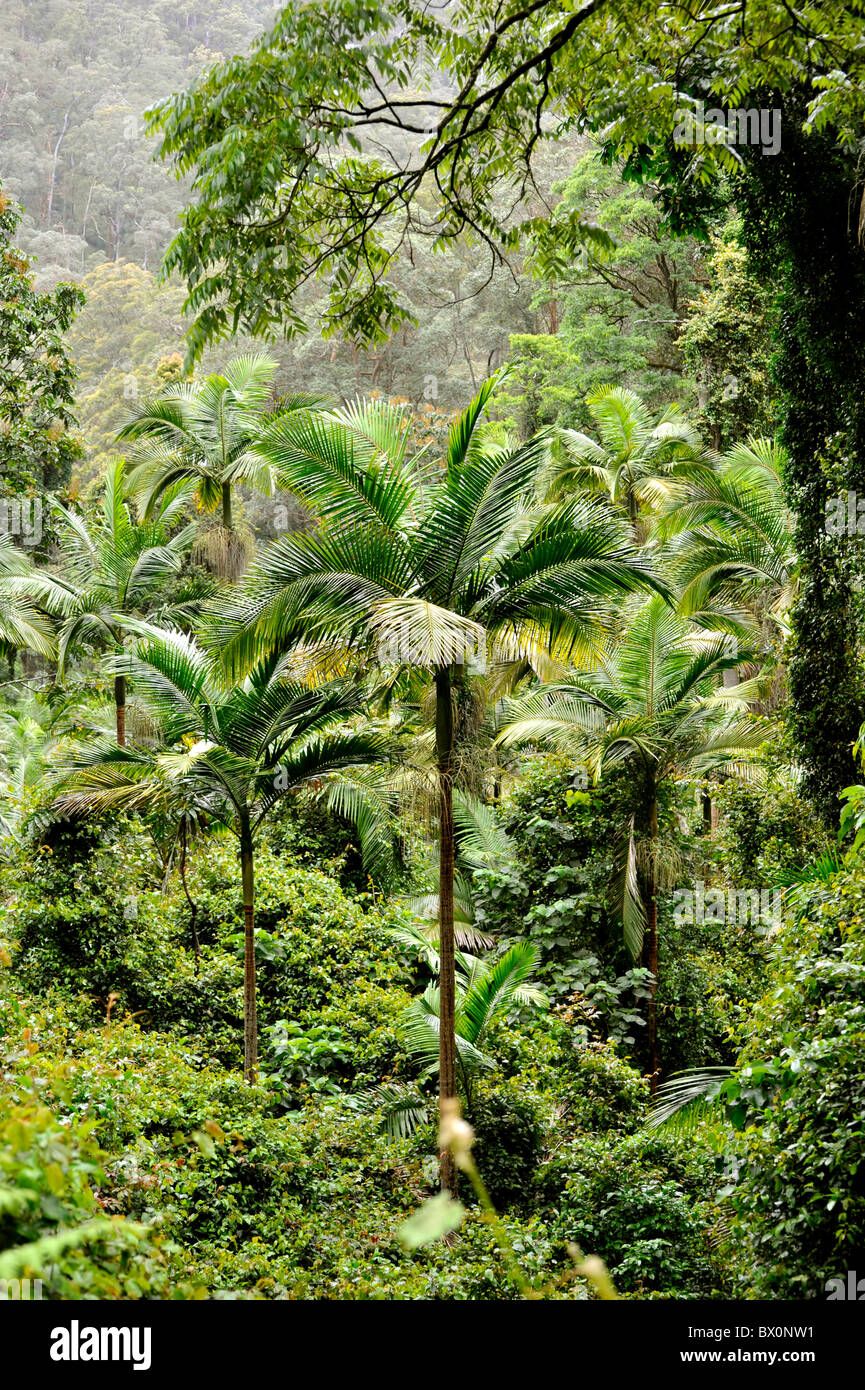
[53,623,387,1082]
[497,595,771,1086]
[210,376,660,1190]
[22,458,197,746]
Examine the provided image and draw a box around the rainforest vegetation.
[1,0,865,1304]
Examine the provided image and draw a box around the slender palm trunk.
[646,795,660,1092]
[221,482,233,531]
[239,813,257,1083]
[179,824,200,976]
[435,666,458,1195]
[114,674,126,747]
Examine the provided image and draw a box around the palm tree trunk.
[179,824,200,976]
[114,674,126,747]
[221,482,233,531]
[646,796,660,1093]
[435,666,458,1196]
[239,813,257,1083]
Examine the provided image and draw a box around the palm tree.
[209,377,660,1190]
[117,353,319,578]
[400,938,546,1111]
[497,595,771,1087]
[654,438,798,642]
[0,534,58,664]
[360,938,545,1139]
[53,623,387,1082]
[23,458,197,746]
[549,385,710,528]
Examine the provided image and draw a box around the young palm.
[549,385,710,528]
[497,595,771,1086]
[53,623,387,1081]
[210,376,661,1190]
[22,458,197,746]
[118,353,318,577]
[401,938,545,1111]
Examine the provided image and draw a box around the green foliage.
[714,773,829,890]
[727,865,865,1296]
[473,756,638,1014]
[0,1097,197,1299]
[0,182,84,496]
[469,1076,545,1210]
[679,228,776,449]
[538,1128,724,1298]
[492,334,587,437]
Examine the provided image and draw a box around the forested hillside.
[1,0,865,1323]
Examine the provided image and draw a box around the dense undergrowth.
[2,763,862,1301]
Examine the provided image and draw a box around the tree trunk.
[646,796,660,1093]
[221,482,233,531]
[435,666,458,1196]
[240,816,257,1083]
[114,674,126,748]
[179,824,200,976]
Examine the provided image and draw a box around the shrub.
[469,1076,546,1210]
[538,1130,724,1298]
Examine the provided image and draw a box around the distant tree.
[66,261,186,487]
[0,182,84,496]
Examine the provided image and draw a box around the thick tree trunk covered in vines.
[646,796,660,1093]
[114,674,126,748]
[240,817,257,1084]
[435,665,458,1196]
[221,481,233,531]
[740,105,865,824]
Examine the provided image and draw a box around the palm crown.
[549,385,711,525]
[654,437,798,642]
[118,353,320,577]
[20,458,197,745]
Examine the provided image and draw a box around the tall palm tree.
[209,377,661,1190]
[22,458,197,746]
[549,385,710,528]
[497,595,771,1086]
[117,353,319,577]
[53,623,387,1082]
[654,438,798,642]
